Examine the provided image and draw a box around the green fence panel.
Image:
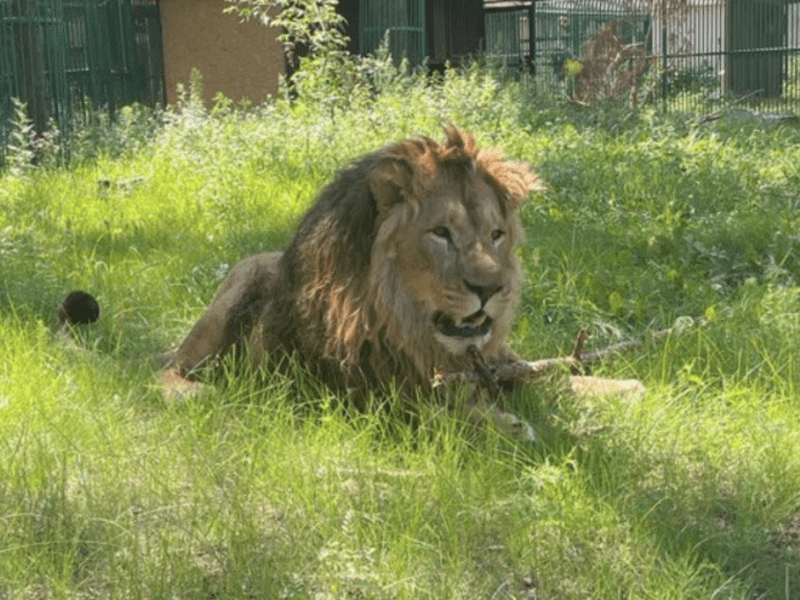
[132,1,163,107]
[1,0,163,165]
[485,4,532,70]
[486,1,649,85]
[1,0,71,134]
[359,0,426,65]
[728,0,786,98]
[485,0,800,115]
[655,0,799,112]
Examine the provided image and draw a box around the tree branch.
[439,317,701,391]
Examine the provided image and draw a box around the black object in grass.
[57,291,100,327]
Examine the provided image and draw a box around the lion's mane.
[252,126,541,395]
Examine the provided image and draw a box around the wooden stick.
[445,319,698,390]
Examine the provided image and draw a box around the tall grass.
[1,61,799,599]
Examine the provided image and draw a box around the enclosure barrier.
[359,0,426,66]
[3,0,799,167]
[0,0,163,165]
[485,0,800,114]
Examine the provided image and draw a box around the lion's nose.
[464,280,502,306]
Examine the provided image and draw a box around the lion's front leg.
[162,252,282,398]
[434,363,537,442]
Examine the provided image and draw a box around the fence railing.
[0,0,164,165]
[3,0,798,168]
[485,0,800,115]
[359,0,426,66]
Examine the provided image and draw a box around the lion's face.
[372,163,521,360]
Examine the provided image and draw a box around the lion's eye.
[491,229,505,242]
[432,226,452,241]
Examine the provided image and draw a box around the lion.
[161,126,643,435]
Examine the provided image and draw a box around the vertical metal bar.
[120,0,139,105]
[528,0,535,74]
[83,0,98,107]
[51,0,69,151]
[661,1,667,111]
[1,1,7,165]
[418,0,424,65]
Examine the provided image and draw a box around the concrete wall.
[159,0,284,106]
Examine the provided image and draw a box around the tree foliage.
[223,0,348,60]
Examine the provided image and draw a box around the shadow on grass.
[510,376,800,599]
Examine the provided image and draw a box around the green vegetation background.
[1,61,799,599]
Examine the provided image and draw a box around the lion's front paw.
[491,407,537,442]
[160,367,208,401]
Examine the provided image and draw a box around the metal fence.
[359,0,426,66]
[0,0,163,164]
[485,0,800,114]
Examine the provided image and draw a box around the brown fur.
[166,127,541,401]
[571,20,651,107]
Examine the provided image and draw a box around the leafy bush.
[665,62,720,98]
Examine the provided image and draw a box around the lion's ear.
[369,157,413,216]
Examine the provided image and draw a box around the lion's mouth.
[434,310,492,338]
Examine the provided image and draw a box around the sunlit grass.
[1,66,799,598]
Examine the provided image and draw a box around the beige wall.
[159,0,284,106]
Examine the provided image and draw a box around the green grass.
[1,66,799,599]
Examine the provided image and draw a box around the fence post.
[528,1,535,73]
[660,1,667,111]
[12,0,52,132]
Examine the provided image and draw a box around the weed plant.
[1,56,799,599]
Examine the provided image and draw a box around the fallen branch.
[439,316,702,391]
[490,337,644,385]
[695,91,799,128]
